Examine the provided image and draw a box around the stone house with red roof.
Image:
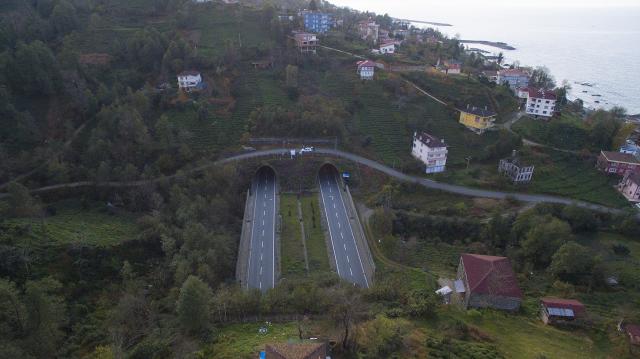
[540,298,585,325]
[619,322,640,345]
[618,171,640,202]
[597,151,640,176]
[455,254,523,311]
[265,342,326,359]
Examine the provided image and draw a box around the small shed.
[540,298,585,325]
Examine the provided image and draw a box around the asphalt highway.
[319,168,369,288]
[247,169,276,292]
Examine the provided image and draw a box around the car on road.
[300,147,315,153]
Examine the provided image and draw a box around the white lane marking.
[338,222,341,228]
[335,212,338,218]
[349,267,353,276]
[329,186,332,193]
[347,255,350,263]
[260,281,262,289]
[262,229,265,236]
[340,232,344,239]
[320,175,341,276]
[262,220,264,226]
[335,173,370,288]
[271,172,276,289]
[260,253,263,260]
[333,203,336,209]
[261,241,264,248]
[343,243,346,250]
[247,174,259,289]
[264,210,266,216]
[260,266,263,275]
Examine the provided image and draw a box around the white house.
[411,131,448,174]
[525,88,556,118]
[356,60,375,80]
[177,71,202,92]
[378,41,396,54]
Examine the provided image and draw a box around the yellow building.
[459,105,497,134]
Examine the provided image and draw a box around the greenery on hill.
[1,0,639,358]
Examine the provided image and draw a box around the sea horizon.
[330,1,640,114]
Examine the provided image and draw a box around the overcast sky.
[329,0,640,10]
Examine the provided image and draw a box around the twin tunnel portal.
[241,164,373,292]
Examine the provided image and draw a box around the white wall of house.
[526,96,556,118]
[177,73,202,90]
[379,44,395,54]
[358,66,374,80]
[411,134,447,173]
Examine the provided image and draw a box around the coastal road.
[247,169,276,292]
[319,167,369,288]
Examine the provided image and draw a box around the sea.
[330,1,640,114]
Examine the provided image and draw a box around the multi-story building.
[497,68,530,90]
[499,151,534,183]
[597,151,640,176]
[618,171,640,202]
[358,19,380,43]
[303,12,332,34]
[411,131,448,173]
[525,88,557,118]
[459,105,497,134]
[292,31,318,54]
[177,71,202,92]
[356,60,375,80]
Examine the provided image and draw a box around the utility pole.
[465,156,472,170]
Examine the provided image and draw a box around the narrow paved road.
[247,170,276,292]
[319,168,369,288]
[2,148,628,215]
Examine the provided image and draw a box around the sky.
[329,0,640,10]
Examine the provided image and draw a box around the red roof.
[601,151,640,164]
[357,60,376,68]
[498,68,529,77]
[541,298,585,315]
[461,254,522,298]
[178,70,200,77]
[528,88,556,100]
[625,324,640,337]
[415,132,446,148]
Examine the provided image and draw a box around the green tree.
[550,241,601,285]
[529,66,556,89]
[6,182,41,218]
[51,0,78,36]
[176,275,213,335]
[309,0,318,11]
[520,217,572,267]
[10,41,60,95]
[356,315,409,358]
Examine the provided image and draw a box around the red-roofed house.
[265,342,326,359]
[597,151,640,176]
[540,298,585,325]
[618,171,640,202]
[456,254,523,311]
[356,60,375,80]
[525,88,557,118]
[619,322,640,345]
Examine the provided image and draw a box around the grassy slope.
[280,194,306,277]
[512,113,589,151]
[207,322,299,359]
[300,195,330,272]
[0,200,140,248]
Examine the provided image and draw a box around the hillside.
[1,1,639,358]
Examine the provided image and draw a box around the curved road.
[0,148,626,215]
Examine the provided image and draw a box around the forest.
[1,0,639,358]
